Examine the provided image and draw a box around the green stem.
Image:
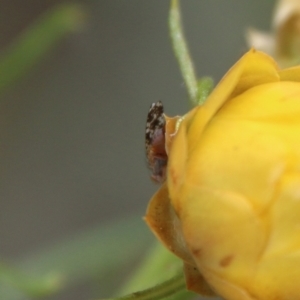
[116,242,195,300]
[118,242,181,295]
[105,272,186,300]
[0,3,86,94]
[169,0,198,106]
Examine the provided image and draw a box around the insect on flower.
[145,101,168,183]
[145,49,300,300]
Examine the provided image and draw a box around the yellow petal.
[180,184,265,286]
[164,114,182,155]
[144,183,192,264]
[167,110,193,211]
[187,81,300,210]
[183,262,215,296]
[187,49,279,153]
[279,65,300,81]
[230,50,279,98]
[251,172,300,299]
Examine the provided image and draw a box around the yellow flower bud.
[247,0,300,67]
[145,49,300,300]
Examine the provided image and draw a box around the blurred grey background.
[0,1,274,299]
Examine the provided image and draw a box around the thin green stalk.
[0,3,86,93]
[105,272,186,300]
[118,243,180,295]
[169,0,198,106]
[117,243,195,300]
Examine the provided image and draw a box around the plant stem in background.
[0,261,62,298]
[169,0,198,106]
[118,242,183,295]
[115,242,195,300]
[169,0,214,106]
[107,272,186,300]
[0,215,152,299]
[0,3,86,94]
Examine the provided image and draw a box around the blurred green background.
[0,1,274,299]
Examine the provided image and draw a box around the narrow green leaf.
[0,3,86,93]
[0,214,153,299]
[169,0,198,106]
[0,262,62,298]
[20,215,152,283]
